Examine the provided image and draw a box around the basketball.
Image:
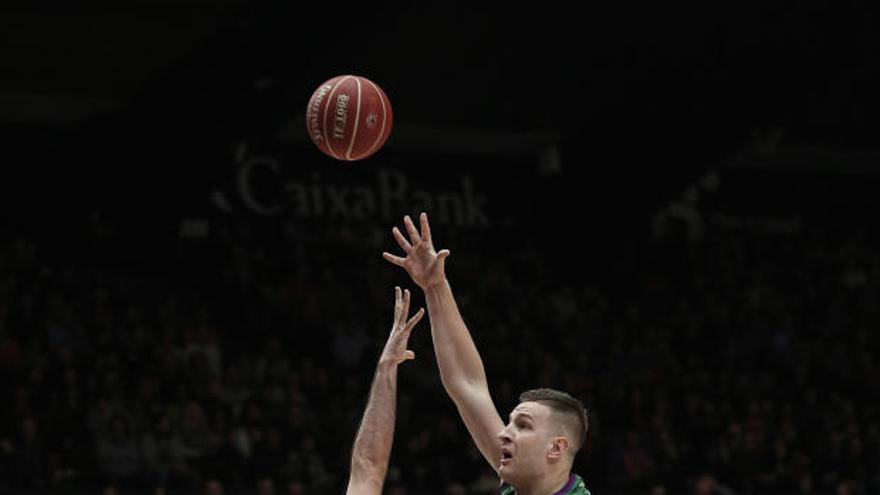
[305,75,393,161]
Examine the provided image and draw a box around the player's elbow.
[441,375,487,403]
[438,372,462,397]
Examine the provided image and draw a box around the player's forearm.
[349,363,398,490]
[424,279,490,397]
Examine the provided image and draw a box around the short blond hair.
[519,388,588,453]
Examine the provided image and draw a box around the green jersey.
[500,474,591,495]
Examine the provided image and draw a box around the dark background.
[1,2,880,495]
[4,2,878,236]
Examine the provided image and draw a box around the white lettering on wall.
[231,157,490,227]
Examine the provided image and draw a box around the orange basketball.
[305,75,393,161]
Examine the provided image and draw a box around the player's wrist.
[422,277,449,294]
[376,357,401,372]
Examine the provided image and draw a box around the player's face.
[496,401,556,483]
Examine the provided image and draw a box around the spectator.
[95,415,141,489]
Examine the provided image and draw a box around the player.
[346,287,425,495]
[383,213,591,495]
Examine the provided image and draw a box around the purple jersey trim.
[553,474,577,495]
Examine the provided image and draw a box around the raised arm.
[383,213,505,473]
[347,287,424,495]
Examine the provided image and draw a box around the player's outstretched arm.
[383,213,505,473]
[347,287,425,495]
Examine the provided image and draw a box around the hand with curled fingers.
[379,286,425,368]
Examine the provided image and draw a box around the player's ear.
[548,436,569,459]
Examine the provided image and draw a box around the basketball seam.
[362,79,388,160]
[345,77,363,161]
[322,75,349,160]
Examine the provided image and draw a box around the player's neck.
[515,470,572,495]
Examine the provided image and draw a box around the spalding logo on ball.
[306,75,393,161]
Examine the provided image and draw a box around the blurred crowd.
[0,206,878,495]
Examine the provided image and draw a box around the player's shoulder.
[571,475,591,495]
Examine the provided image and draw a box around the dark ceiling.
[4,2,879,143]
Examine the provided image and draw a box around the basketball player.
[383,213,591,495]
[346,287,425,495]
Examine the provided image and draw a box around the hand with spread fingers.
[383,212,451,291]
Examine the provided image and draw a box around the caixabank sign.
[202,141,539,231]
